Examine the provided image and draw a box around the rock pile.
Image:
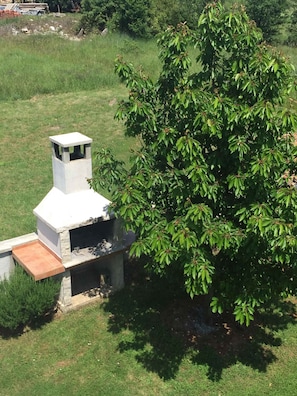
[0,13,81,39]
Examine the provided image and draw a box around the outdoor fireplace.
[12,132,130,311]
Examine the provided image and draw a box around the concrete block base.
[57,253,125,312]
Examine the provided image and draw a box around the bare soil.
[162,296,255,356]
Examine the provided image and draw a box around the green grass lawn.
[1,20,297,396]
[0,32,159,102]
[0,278,297,395]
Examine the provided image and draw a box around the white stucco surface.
[34,187,111,233]
[50,132,92,147]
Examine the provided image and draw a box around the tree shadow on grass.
[102,278,186,380]
[101,263,297,382]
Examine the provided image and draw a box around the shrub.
[0,265,60,331]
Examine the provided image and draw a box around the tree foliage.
[35,0,76,13]
[246,0,289,42]
[91,2,297,326]
[79,0,153,36]
[150,0,208,34]
[79,0,118,33]
[79,0,208,37]
[286,7,297,46]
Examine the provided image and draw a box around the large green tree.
[91,2,297,325]
[79,0,153,36]
[79,0,208,37]
[287,7,297,46]
[246,0,288,42]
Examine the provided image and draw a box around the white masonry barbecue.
[12,132,130,311]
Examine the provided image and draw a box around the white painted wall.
[37,219,61,257]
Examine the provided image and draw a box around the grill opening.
[70,218,115,253]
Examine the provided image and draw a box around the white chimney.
[33,133,111,259]
[50,132,92,194]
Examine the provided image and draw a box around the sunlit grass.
[0,31,157,239]
[0,33,159,102]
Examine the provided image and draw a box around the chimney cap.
[49,132,92,148]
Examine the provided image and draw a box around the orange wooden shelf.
[12,240,65,281]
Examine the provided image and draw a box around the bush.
[0,266,60,331]
[79,0,118,33]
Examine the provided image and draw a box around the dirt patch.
[124,259,258,357]
[161,296,255,356]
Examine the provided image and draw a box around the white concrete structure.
[1,132,129,311]
[34,133,112,264]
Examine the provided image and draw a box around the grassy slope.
[0,31,159,102]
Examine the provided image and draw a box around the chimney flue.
[50,132,93,194]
